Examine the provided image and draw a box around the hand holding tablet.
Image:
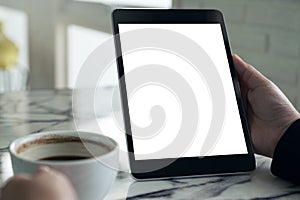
[112,9,255,180]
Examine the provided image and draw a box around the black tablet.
[112,9,255,180]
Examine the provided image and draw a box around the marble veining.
[0,90,75,150]
[124,157,300,200]
[1,89,300,200]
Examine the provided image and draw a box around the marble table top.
[1,89,300,200]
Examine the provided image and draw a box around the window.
[0,0,172,89]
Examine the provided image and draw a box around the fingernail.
[36,166,50,173]
[237,55,245,62]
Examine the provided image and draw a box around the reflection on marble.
[111,156,300,200]
[0,90,75,150]
[1,89,300,199]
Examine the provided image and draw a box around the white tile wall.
[174,0,300,109]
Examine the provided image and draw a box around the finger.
[232,54,269,90]
[32,169,78,200]
[232,54,249,111]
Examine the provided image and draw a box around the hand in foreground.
[233,54,300,158]
[0,167,77,200]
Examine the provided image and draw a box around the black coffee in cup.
[38,155,92,161]
[15,134,111,162]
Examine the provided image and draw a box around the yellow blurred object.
[0,21,19,69]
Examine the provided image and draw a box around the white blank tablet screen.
[118,24,248,160]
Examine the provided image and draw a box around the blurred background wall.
[0,0,299,108]
[174,0,300,109]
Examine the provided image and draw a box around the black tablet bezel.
[112,9,255,180]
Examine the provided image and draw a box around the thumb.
[232,54,269,90]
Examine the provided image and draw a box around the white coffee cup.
[9,130,119,200]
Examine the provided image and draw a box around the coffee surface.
[39,155,91,161]
[17,134,112,154]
